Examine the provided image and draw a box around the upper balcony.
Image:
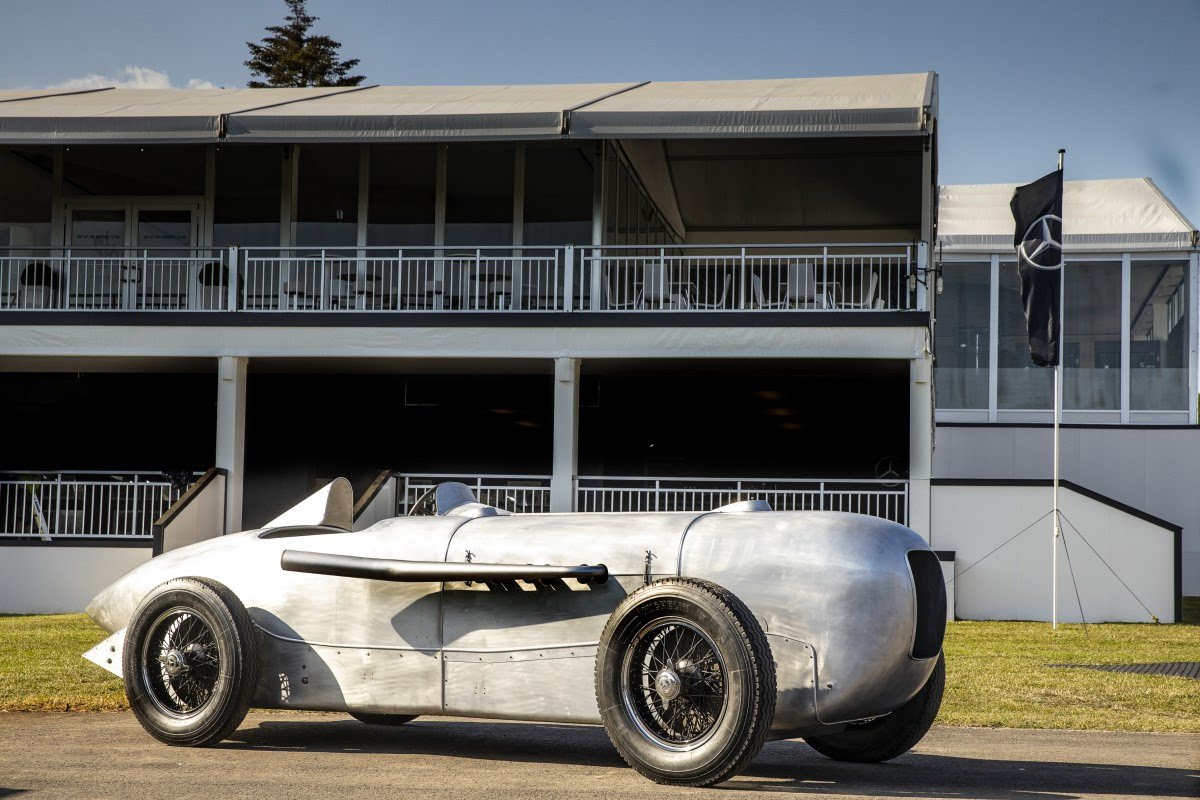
[0,75,936,337]
[0,242,921,314]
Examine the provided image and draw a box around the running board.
[281,550,608,585]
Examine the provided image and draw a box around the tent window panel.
[294,145,359,249]
[605,145,620,245]
[445,143,514,248]
[1063,262,1121,411]
[934,264,991,409]
[0,147,52,247]
[523,144,592,247]
[214,145,282,248]
[998,263,1053,409]
[1130,260,1189,410]
[63,145,204,197]
[367,144,436,247]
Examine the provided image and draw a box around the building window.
[1063,262,1121,410]
[1130,260,1189,410]
[997,263,1054,409]
[445,143,514,248]
[934,263,990,409]
[523,143,592,247]
[0,147,52,247]
[367,144,435,247]
[294,145,358,248]
[214,145,282,248]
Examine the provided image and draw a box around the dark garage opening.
[243,370,552,526]
[579,359,909,480]
[0,371,216,473]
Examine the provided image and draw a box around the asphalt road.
[0,712,1196,800]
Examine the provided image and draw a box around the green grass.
[0,614,126,711]
[2,610,1199,731]
[941,619,1200,732]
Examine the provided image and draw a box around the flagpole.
[1052,148,1065,630]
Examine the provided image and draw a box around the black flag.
[1010,170,1063,367]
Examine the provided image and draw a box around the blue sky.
[2,0,1197,224]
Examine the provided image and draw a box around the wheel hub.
[654,668,682,701]
[160,648,189,677]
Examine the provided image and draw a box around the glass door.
[65,202,200,309]
[134,207,198,309]
[67,207,128,309]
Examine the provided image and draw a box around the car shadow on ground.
[224,717,1199,799]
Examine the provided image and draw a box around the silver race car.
[84,479,946,787]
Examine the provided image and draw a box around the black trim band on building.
[0,310,931,329]
[931,477,1183,623]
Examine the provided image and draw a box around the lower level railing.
[393,473,908,524]
[574,476,909,524]
[397,474,553,515]
[0,471,194,539]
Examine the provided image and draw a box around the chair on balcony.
[750,261,828,309]
[641,261,694,309]
[282,267,319,310]
[601,273,642,310]
[393,260,441,310]
[17,262,59,309]
[196,262,229,310]
[137,262,188,310]
[839,270,881,309]
[693,273,734,309]
[467,263,514,311]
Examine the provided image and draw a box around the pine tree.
[245,0,365,88]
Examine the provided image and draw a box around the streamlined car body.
[84,480,947,787]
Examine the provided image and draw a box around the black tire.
[804,651,945,763]
[349,712,418,726]
[595,578,775,787]
[122,577,260,747]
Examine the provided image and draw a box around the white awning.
[0,74,937,144]
[569,73,936,138]
[0,87,357,143]
[938,179,1198,252]
[225,83,638,141]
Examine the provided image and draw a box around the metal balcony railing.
[0,248,232,311]
[1,243,920,314]
[572,244,915,311]
[0,471,196,539]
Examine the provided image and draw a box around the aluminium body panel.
[86,507,936,729]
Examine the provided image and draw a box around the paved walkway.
[0,712,1196,799]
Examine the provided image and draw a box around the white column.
[50,146,64,247]
[550,356,580,512]
[1190,251,1199,426]
[909,352,933,542]
[988,255,1000,421]
[202,144,216,247]
[511,143,525,310]
[279,145,297,247]
[216,356,248,533]
[589,143,606,310]
[1119,253,1131,423]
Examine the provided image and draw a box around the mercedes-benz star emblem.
[1018,214,1063,270]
